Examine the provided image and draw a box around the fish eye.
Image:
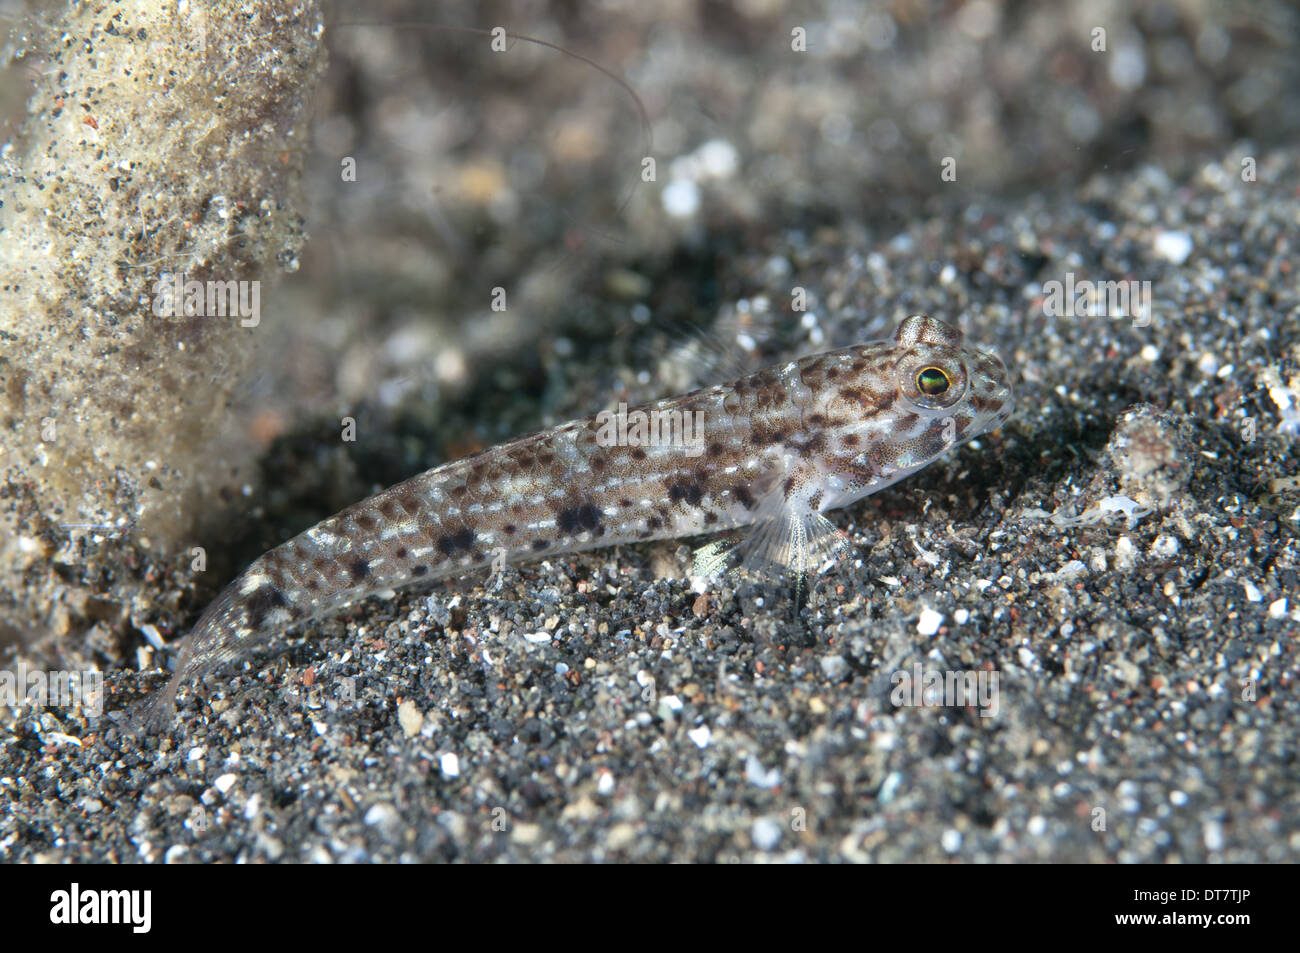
[916,366,951,397]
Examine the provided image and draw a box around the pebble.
[752,818,782,851]
[1203,819,1225,851]
[745,756,781,789]
[917,608,944,636]
[512,823,541,845]
[397,699,424,737]
[1154,230,1193,264]
[364,803,399,831]
[662,180,700,218]
[820,655,850,681]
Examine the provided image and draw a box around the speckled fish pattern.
[142,315,1013,723]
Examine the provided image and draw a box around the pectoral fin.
[692,490,851,586]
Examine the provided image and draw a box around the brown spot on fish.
[556,503,602,535]
[437,527,476,556]
[668,479,704,506]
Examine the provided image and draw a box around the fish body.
[143,314,1012,722]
